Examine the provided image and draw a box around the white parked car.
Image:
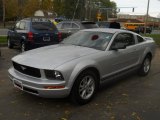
[8,28,156,105]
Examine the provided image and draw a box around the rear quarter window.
[137,35,144,43]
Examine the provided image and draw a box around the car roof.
[81,28,135,34]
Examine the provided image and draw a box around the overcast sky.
[111,0,160,17]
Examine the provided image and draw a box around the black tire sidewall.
[139,56,151,76]
[7,37,13,48]
[21,42,26,52]
[71,70,98,105]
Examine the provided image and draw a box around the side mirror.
[111,43,126,50]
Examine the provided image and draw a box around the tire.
[21,42,26,52]
[138,55,151,76]
[7,37,13,49]
[70,70,98,105]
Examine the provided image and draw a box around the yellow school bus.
[124,23,145,31]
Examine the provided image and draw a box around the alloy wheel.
[79,75,95,100]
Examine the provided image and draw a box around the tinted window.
[32,22,57,31]
[113,33,135,46]
[61,31,113,50]
[137,35,144,43]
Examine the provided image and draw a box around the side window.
[72,23,79,29]
[113,34,125,44]
[122,33,135,46]
[15,22,20,30]
[19,22,26,30]
[137,35,144,43]
[61,23,72,29]
[112,33,135,47]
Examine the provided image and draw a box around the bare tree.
[2,0,5,27]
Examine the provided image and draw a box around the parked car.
[56,20,99,39]
[7,17,61,52]
[97,21,126,30]
[8,28,155,105]
[135,26,152,34]
[96,21,111,28]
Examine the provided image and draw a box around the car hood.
[12,44,99,69]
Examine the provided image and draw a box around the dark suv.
[56,20,99,39]
[7,17,61,52]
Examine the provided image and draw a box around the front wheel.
[138,56,151,76]
[70,70,98,105]
[7,37,14,49]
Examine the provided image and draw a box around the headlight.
[44,70,64,80]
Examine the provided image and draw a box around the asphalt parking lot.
[0,47,160,120]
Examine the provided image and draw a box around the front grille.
[12,61,41,78]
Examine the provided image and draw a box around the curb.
[0,43,7,47]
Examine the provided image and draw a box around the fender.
[140,43,155,64]
[67,60,102,90]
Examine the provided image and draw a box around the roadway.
[0,47,160,120]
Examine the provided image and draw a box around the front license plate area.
[43,37,50,41]
[13,79,23,90]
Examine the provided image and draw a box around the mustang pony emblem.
[21,66,26,71]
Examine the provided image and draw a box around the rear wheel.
[70,70,98,105]
[7,37,13,49]
[138,55,151,76]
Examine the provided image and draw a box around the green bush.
[144,34,160,45]
[0,36,7,43]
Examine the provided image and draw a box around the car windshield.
[32,22,57,31]
[61,31,113,50]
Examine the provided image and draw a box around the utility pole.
[144,0,150,35]
[85,0,89,20]
[88,0,92,20]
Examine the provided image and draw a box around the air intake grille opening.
[12,61,41,78]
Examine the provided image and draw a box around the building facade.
[117,14,160,28]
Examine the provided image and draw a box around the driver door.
[102,32,139,78]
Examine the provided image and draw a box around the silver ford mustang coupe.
[8,28,156,105]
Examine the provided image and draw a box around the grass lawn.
[144,34,160,45]
[0,36,7,44]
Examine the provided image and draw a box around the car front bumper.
[8,67,70,98]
